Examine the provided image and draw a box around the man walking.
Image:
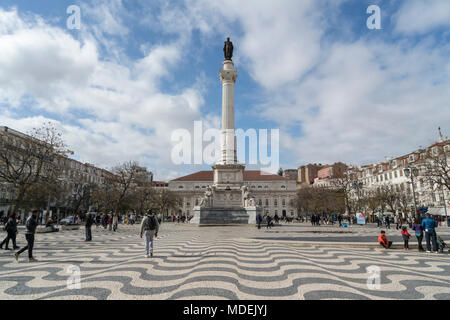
[14,210,38,262]
[0,213,19,250]
[85,212,93,242]
[256,213,262,229]
[384,216,390,229]
[422,214,438,253]
[140,210,159,258]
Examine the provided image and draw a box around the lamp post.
[438,179,449,227]
[352,181,363,214]
[404,167,419,219]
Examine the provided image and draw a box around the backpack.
[143,216,156,231]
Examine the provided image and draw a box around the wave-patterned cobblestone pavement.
[0,224,449,300]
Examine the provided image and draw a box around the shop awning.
[428,207,449,216]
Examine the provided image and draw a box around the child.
[378,230,392,249]
[401,226,411,250]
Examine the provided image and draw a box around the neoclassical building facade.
[168,170,297,218]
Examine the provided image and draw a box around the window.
[258,186,262,189]
[389,172,392,180]
[400,170,403,177]
[282,199,286,206]
[394,171,398,178]
[195,199,199,206]
[274,199,278,206]
[264,185,268,189]
[195,186,200,189]
[265,199,269,206]
[281,185,286,189]
[258,199,262,206]
[178,186,184,189]
[409,155,415,162]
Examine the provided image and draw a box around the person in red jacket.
[378,230,392,249]
[401,226,411,250]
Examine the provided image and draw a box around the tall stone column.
[219,60,238,165]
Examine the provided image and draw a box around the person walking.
[266,214,272,229]
[394,215,399,230]
[422,214,438,253]
[411,218,425,252]
[256,213,262,229]
[338,214,343,227]
[140,210,159,258]
[14,210,38,262]
[85,212,93,242]
[384,216,391,229]
[113,213,119,232]
[108,213,113,231]
[401,226,411,250]
[0,213,19,250]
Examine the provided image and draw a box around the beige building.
[0,126,114,216]
[168,170,297,218]
[347,138,450,216]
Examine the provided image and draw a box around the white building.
[168,170,297,218]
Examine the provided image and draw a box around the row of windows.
[182,198,289,207]
[362,169,405,185]
[179,185,287,190]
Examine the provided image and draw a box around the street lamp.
[438,178,449,227]
[352,181,363,213]
[404,167,419,219]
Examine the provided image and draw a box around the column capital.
[219,67,237,83]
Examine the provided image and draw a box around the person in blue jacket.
[421,214,438,253]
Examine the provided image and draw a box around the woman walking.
[113,213,119,232]
[0,213,19,250]
[411,218,425,252]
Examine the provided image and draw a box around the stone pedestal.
[191,207,249,225]
[245,206,263,224]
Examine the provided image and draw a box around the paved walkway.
[0,223,449,300]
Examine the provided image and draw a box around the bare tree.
[0,123,70,212]
[420,148,449,192]
[153,189,180,219]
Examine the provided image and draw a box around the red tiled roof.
[171,170,289,182]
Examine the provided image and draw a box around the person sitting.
[378,230,393,249]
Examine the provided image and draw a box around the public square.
[1,222,449,300]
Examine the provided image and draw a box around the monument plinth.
[191,38,262,225]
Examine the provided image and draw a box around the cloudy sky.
[0,0,449,180]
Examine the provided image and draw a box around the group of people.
[0,208,164,262]
[378,214,442,253]
[0,210,39,262]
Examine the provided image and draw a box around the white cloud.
[394,0,450,35]
[0,7,211,180]
[259,40,450,166]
